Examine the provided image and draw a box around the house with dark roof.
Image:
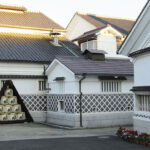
[66,12,135,55]
[0,4,81,122]
[46,50,134,128]
[118,1,150,134]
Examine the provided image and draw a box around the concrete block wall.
[82,112,133,128]
[30,111,46,122]
[46,111,77,127]
[46,111,133,128]
[134,118,150,134]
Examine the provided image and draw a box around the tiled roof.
[56,56,133,76]
[131,86,150,92]
[78,13,135,35]
[73,27,105,41]
[0,5,64,30]
[0,32,81,63]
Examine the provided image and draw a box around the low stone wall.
[133,111,150,134]
[47,111,133,128]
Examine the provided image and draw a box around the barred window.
[137,95,150,112]
[39,80,46,91]
[58,100,64,111]
[101,80,121,92]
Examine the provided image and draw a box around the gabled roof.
[77,13,135,36]
[73,24,123,41]
[56,56,133,76]
[118,1,149,55]
[72,26,105,41]
[0,4,64,31]
[0,32,81,63]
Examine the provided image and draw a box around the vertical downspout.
[43,65,47,123]
[43,65,46,90]
[79,73,86,127]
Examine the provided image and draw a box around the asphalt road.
[0,136,149,150]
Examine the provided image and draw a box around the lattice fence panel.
[47,94,134,114]
[21,95,47,111]
[74,94,134,113]
[47,95,75,113]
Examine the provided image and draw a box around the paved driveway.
[0,136,149,150]
[0,123,118,141]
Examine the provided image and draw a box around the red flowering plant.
[125,130,138,142]
[138,133,150,145]
[116,126,126,137]
[117,127,150,146]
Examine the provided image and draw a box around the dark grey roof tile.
[56,56,133,76]
[0,33,81,63]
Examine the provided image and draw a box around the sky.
[0,0,147,28]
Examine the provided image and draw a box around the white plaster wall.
[66,14,96,41]
[122,76,134,93]
[134,118,150,134]
[97,35,117,55]
[134,53,150,86]
[48,62,133,94]
[0,62,44,75]
[79,76,101,94]
[0,62,46,94]
[11,79,45,94]
[47,111,133,128]
[48,63,77,94]
[77,76,133,94]
[0,79,45,94]
[120,3,150,55]
[30,111,46,122]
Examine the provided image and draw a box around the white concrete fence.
[21,93,134,127]
[46,93,134,128]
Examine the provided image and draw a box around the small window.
[39,80,46,91]
[1,80,6,89]
[58,100,64,111]
[101,80,121,92]
[137,95,150,112]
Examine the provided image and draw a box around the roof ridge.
[0,3,27,12]
[77,12,135,21]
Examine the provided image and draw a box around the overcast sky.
[0,0,147,28]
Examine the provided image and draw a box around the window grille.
[39,80,46,91]
[138,95,150,111]
[58,100,64,111]
[101,80,121,92]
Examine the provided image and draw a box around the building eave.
[0,75,47,79]
[128,47,150,57]
[117,0,149,55]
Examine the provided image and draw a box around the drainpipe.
[79,73,86,127]
[43,65,47,90]
[43,65,47,123]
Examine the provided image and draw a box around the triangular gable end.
[0,80,33,123]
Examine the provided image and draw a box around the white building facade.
[119,1,150,133]
[46,56,134,128]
